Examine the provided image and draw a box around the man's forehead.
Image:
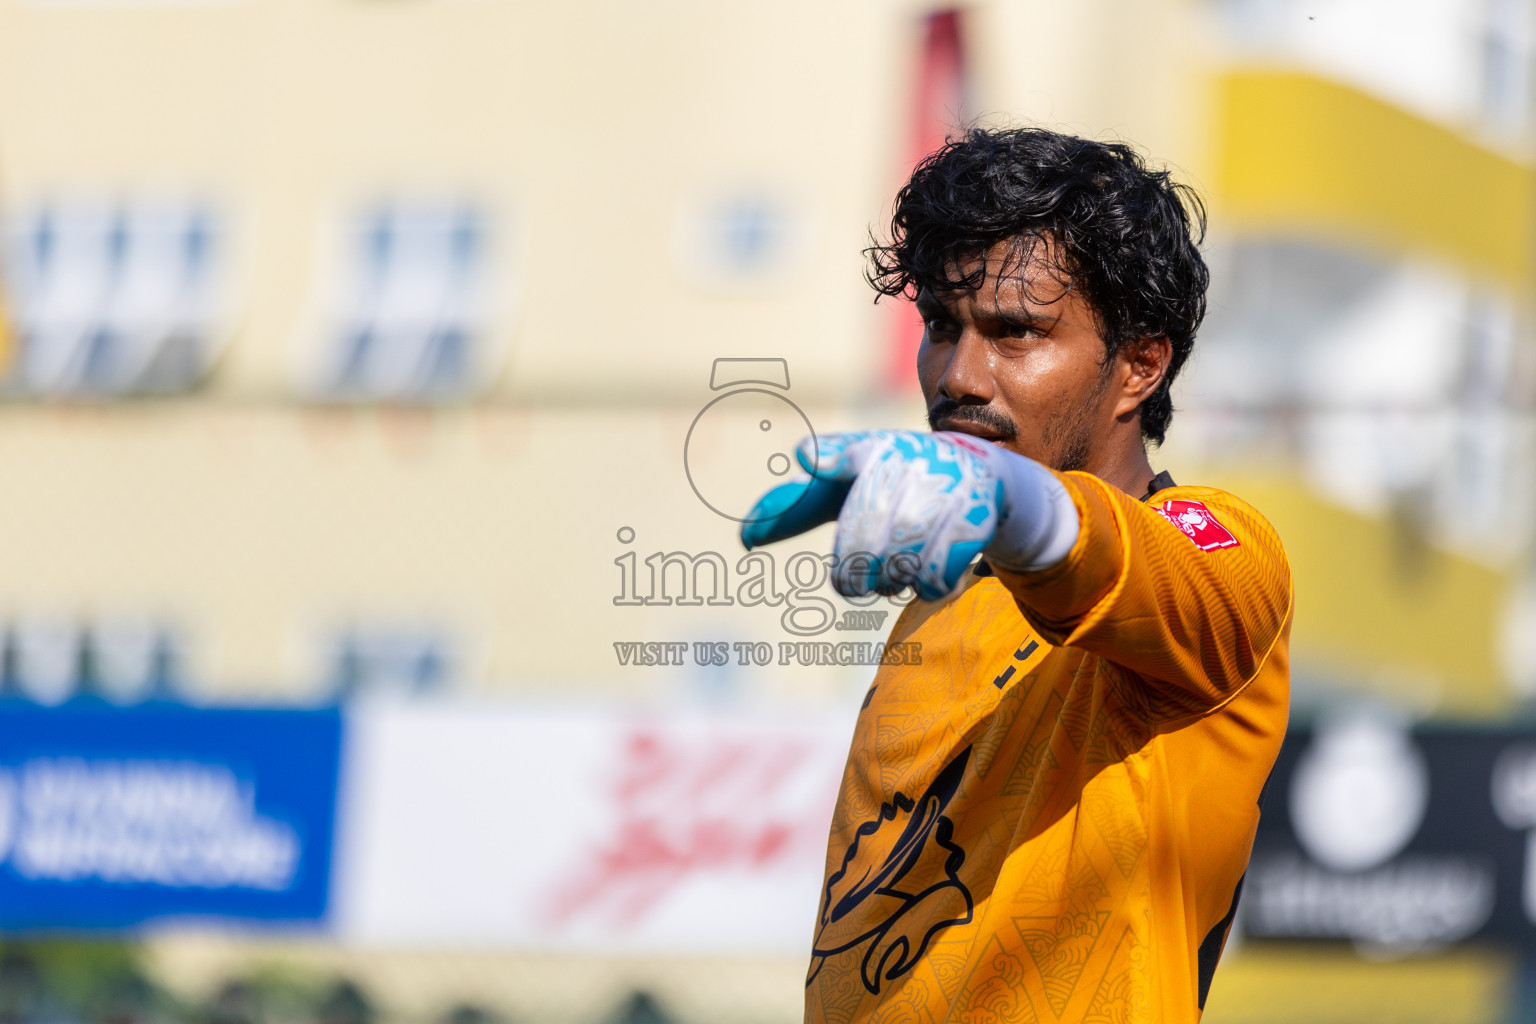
[927,242,1072,311]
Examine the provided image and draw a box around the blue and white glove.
[740,430,1080,601]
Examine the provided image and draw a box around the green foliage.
[0,939,174,1023]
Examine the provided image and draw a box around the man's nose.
[937,330,996,403]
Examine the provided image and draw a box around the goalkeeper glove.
[740,430,1079,601]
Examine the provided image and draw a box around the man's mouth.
[927,399,1018,442]
[935,416,1004,441]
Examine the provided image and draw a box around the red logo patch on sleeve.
[1154,500,1240,551]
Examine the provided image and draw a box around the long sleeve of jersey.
[993,471,1294,710]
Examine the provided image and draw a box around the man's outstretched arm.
[741,430,1291,706]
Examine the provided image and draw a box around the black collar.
[1141,470,1177,501]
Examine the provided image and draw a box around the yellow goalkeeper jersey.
[805,471,1292,1024]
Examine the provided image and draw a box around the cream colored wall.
[972,0,1215,185]
[0,0,1219,697]
[8,0,1498,711]
[0,0,915,406]
[0,401,927,700]
[0,0,1215,406]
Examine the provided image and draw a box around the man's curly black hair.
[867,126,1209,446]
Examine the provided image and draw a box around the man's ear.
[1113,337,1172,420]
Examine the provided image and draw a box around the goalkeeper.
[743,128,1291,1024]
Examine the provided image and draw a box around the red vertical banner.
[886,8,970,393]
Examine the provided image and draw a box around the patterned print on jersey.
[805,473,1292,1024]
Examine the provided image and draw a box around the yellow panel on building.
[1216,69,1536,294]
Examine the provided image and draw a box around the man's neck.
[1082,433,1158,498]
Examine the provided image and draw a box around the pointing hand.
[740,430,1078,601]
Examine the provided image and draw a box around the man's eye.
[1002,321,1041,339]
[923,317,956,334]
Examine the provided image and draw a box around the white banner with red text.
[330,703,851,953]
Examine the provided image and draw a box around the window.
[2,200,222,397]
[0,616,182,705]
[313,202,490,401]
[672,191,814,292]
[324,625,453,699]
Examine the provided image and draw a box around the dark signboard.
[1247,717,1536,950]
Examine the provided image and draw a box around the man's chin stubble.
[1039,363,1117,473]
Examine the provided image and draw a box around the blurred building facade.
[3,0,1536,1021]
[0,0,1532,715]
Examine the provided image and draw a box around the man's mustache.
[926,398,1018,441]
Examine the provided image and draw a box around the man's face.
[917,238,1126,473]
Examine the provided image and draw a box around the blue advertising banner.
[0,702,342,930]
